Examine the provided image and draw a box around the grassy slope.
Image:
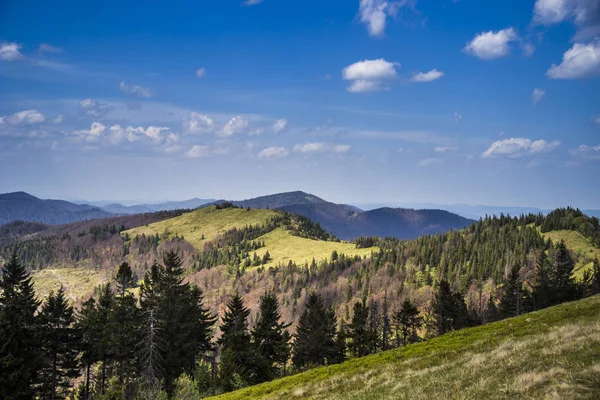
[212,295,600,400]
[31,267,109,303]
[123,206,375,268]
[541,230,600,279]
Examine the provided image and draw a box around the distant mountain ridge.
[0,192,113,225]
[83,198,216,215]
[212,191,475,240]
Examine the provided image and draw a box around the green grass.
[31,267,109,304]
[123,206,279,246]
[211,295,600,400]
[541,230,600,279]
[123,207,376,268]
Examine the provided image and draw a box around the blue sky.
[0,0,599,208]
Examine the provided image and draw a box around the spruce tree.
[394,298,422,347]
[115,261,135,297]
[218,293,253,382]
[498,266,528,318]
[427,280,456,336]
[531,251,552,310]
[251,292,291,382]
[348,300,377,357]
[0,253,42,399]
[75,297,99,399]
[552,240,576,303]
[381,293,392,351]
[292,292,341,369]
[38,288,80,400]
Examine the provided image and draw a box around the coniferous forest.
[1,207,599,399]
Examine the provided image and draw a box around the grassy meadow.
[210,295,600,400]
[541,229,600,279]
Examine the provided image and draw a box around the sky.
[0,0,599,208]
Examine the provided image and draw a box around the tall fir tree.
[38,288,80,400]
[394,298,422,347]
[427,280,468,336]
[218,293,253,383]
[498,266,529,318]
[552,240,576,304]
[292,292,342,369]
[381,293,392,351]
[531,251,552,310]
[0,253,42,400]
[348,300,378,357]
[251,292,291,382]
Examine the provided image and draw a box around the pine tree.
[251,292,291,382]
[482,295,499,324]
[381,293,392,351]
[552,240,576,303]
[498,266,527,318]
[75,297,99,399]
[427,280,457,336]
[348,300,377,357]
[38,288,80,400]
[95,283,116,394]
[0,253,42,399]
[585,258,600,296]
[115,261,135,297]
[394,298,422,347]
[292,292,341,369]
[218,293,253,382]
[531,251,552,310]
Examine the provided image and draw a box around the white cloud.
[569,144,600,161]
[342,59,399,93]
[0,41,23,61]
[533,0,600,40]
[272,118,287,133]
[244,0,264,5]
[532,88,546,105]
[196,68,206,78]
[334,144,351,153]
[3,110,45,125]
[164,145,181,154]
[522,43,536,57]
[418,157,443,166]
[258,146,289,159]
[53,115,63,124]
[221,116,249,137]
[80,99,112,118]
[358,0,412,37]
[75,122,172,144]
[74,122,107,140]
[464,28,518,60]
[119,81,154,98]
[546,40,600,79]
[434,146,458,152]
[38,43,63,54]
[293,142,327,153]
[182,112,215,134]
[482,137,561,158]
[187,145,210,158]
[411,69,444,82]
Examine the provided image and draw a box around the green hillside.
[123,206,375,268]
[211,295,600,400]
[541,229,600,279]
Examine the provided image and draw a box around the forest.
[1,208,600,399]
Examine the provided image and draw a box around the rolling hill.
[213,191,475,240]
[211,294,600,400]
[98,197,215,215]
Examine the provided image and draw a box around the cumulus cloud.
[119,81,154,98]
[418,157,443,166]
[53,115,63,124]
[434,146,458,152]
[569,144,600,160]
[334,144,351,153]
[0,41,24,61]
[38,43,63,54]
[464,28,518,60]
[342,59,399,92]
[272,118,287,133]
[182,112,215,134]
[533,0,600,40]
[80,99,112,118]
[411,69,444,82]
[482,137,561,158]
[358,0,414,37]
[546,40,600,79]
[221,116,249,137]
[196,68,206,78]
[2,110,45,125]
[74,122,172,144]
[532,88,546,105]
[258,146,289,159]
[187,145,210,158]
[293,142,327,153]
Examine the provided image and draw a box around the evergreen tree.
[95,283,116,394]
[482,295,499,324]
[381,293,392,351]
[583,258,600,296]
[0,253,42,399]
[427,280,467,336]
[394,299,422,347]
[218,293,253,382]
[498,266,528,318]
[251,292,291,382]
[115,261,135,297]
[38,288,80,400]
[348,300,377,357]
[292,292,341,369]
[75,297,99,399]
[552,240,576,303]
[531,251,552,310]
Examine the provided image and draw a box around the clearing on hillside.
[123,206,375,268]
[211,295,600,400]
[541,229,600,279]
